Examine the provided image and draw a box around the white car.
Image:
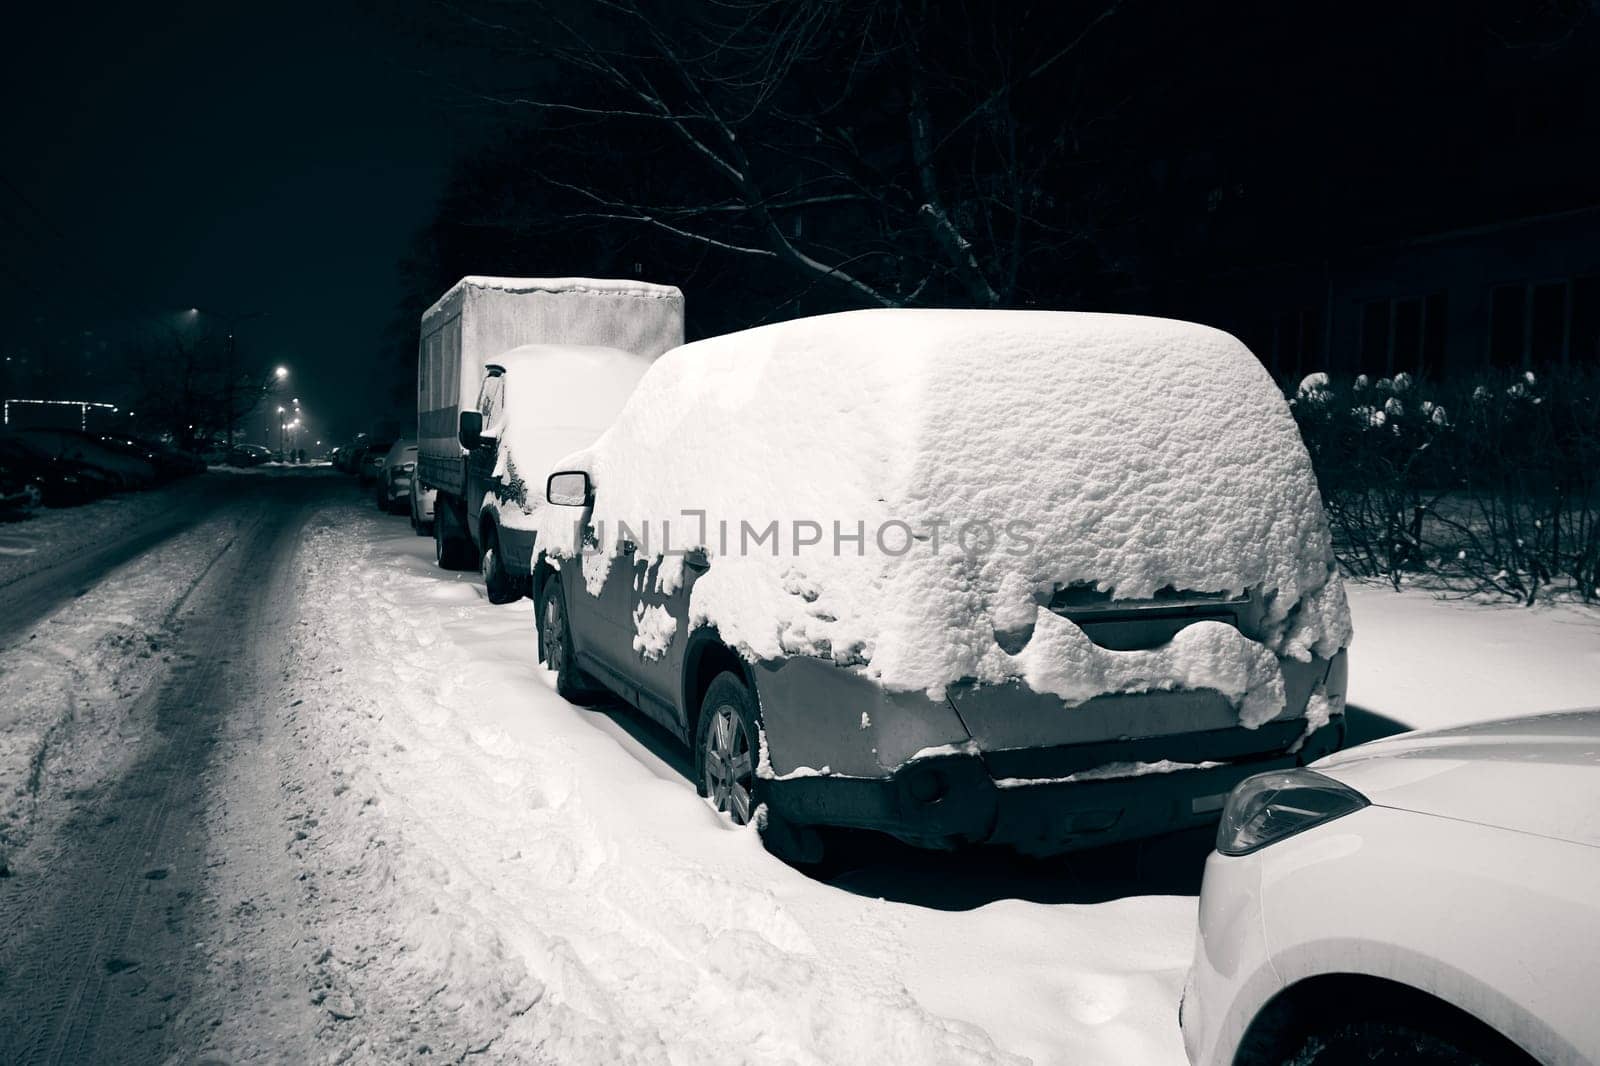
[1183,709,1600,1066]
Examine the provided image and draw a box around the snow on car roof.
[539,308,1348,702]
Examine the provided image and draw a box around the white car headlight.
[1216,768,1367,856]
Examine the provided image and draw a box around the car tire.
[482,527,520,604]
[434,509,474,570]
[1273,1020,1506,1066]
[693,673,828,866]
[695,674,763,826]
[539,579,597,702]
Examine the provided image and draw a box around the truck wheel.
[539,580,597,702]
[433,509,473,570]
[481,528,520,604]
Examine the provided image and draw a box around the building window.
[1265,307,1322,379]
[1360,293,1447,377]
[1490,279,1589,369]
[1573,275,1599,366]
[1359,300,1391,375]
[1489,285,1528,368]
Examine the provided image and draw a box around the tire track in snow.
[0,478,340,1065]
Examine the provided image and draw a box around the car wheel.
[694,673,829,866]
[482,528,520,604]
[434,510,473,570]
[539,580,596,702]
[1275,1020,1503,1066]
[695,674,764,826]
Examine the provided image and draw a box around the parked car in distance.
[0,459,41,515]
[226,443,273,467]
[0,435,105,506]
[94,434,203,480]
[376,439,417,512]
[131,436,205,477]
[356,441,393,487]
[1183,709,1600,1066]
[532,310,1351,863]
[19,428,157,489]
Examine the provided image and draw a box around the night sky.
[2,1,464,443]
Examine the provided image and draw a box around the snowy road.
[0,472,346,1063]
[0,476,1595,1065]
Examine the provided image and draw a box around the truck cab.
[438,343,661,603]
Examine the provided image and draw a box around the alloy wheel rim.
[704,704,754,824]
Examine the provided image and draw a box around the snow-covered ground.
[1343,582,1600,735]
[0,497,242,862]
[222,502,1597,1065]
[0,477,216,589]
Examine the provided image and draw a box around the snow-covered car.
[448,344,656,603]
[533,309,1351,862]
[1182,709,1600,1066]
[19,429,158,489]
[375,439,417,513]
[226,443,272,467]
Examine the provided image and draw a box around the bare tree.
[429,0,1125,312]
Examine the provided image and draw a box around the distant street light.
[275,366,288,380]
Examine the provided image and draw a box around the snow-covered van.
[416,277,684,600]
[533,309,1351,861]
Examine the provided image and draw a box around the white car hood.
[1314,709,1600,848]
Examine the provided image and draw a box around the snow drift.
[539,309,1349,705]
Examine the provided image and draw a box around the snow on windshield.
[488,344,656,530]
[538,309,1349,706]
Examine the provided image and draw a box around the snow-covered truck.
[416,276,684,599]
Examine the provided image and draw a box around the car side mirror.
[458,410,483,449]
[546,470,593,507]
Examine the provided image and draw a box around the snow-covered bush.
[1288,366,1600,603]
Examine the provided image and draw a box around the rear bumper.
[766,716,1345,853]
[755,648,1349,854]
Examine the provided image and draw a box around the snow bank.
[540,309,1348,707]
[278,503,1199,1064]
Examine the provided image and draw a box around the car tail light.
[1215,768,1367,856]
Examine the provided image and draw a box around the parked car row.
[0,427,205,516]
[367,278,1596,1065]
